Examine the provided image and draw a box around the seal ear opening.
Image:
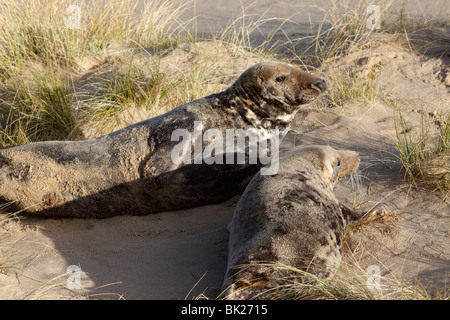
[331,158,341,184]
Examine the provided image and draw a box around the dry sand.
[0,0,449,300]
[178,0,449,35]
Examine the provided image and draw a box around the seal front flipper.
[360,203,392,222]
[141,157,260,211]
[341,203,393,225]
[139,142,182,189]
[340,203,364,224]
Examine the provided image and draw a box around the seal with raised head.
[0,61,327,218]
[222,145,389,299]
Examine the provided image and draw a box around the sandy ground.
[0,1,449,300]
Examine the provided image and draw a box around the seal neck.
[225,84,294,133]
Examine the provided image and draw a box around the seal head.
[230,61,327,127]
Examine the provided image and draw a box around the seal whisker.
[349,169,362,191]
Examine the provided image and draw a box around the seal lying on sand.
[223,145,390,299]
[0,62,327,218]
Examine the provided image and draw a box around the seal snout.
[311,79,327,93]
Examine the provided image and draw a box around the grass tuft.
[223,261,450,300]
[322,64,381,108]
[0,0,186,74]
[394,110,450,193]
[0,67,81,148]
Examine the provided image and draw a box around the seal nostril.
[312,79,327,92]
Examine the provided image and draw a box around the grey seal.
[0,61,327,218]
[222,145,389,299]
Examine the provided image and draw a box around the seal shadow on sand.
[17,200,236,299]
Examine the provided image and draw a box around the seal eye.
[275,76,286,83]
[336,159,341,167]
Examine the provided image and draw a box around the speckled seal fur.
[0,62,327,218]
[222,145,366,299]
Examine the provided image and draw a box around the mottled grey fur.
[223,145,363,299]
[0,62,326,218]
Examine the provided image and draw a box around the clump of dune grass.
[83,56,174,135]
[256,262,381,300]
[394,110,450,194]
[302,0,449,64]
[211,4,288,57]
[84,61,147,133]
[302,0,388,63]
[298,0,448,110]
[222,261,450,300]
[0,66,81,148]
[321,64,381,108]
[0,0,186,75]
